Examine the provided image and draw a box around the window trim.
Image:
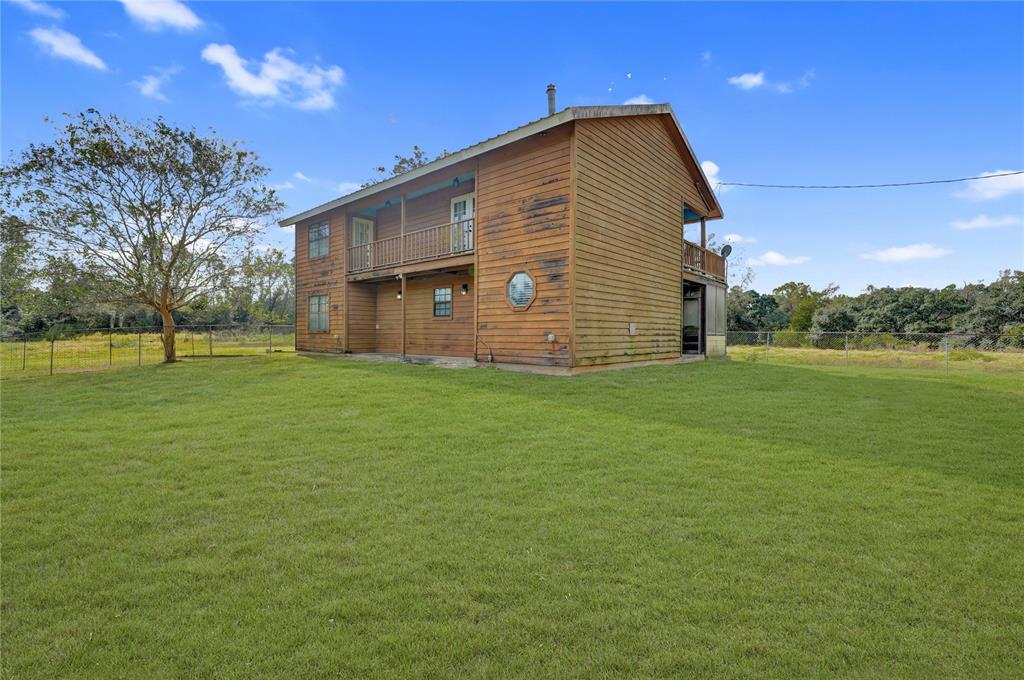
[433,286,453,319]
[307,293,329,333]
[505,270,537,311]
[308,222,330,260]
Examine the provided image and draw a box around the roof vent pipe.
[546,84,556,115]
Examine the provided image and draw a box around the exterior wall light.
[461,283,469,295]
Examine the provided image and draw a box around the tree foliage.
[363,145,452,187]
[1,110,283,360]
[728,270,1023,338]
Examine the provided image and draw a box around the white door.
[450,193,475,251]
[352,218,374,245]
[352,217,374,269]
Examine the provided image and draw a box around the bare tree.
[1,110,283,361]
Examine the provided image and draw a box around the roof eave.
[277,103,722,226]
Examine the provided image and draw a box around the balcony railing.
[683,240,726,281]
[348,219,474,274]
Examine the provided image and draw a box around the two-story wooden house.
[280,90,727,373]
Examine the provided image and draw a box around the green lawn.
[2,357,1022,678]
[1,329,295,378]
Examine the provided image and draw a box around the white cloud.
[731,69,814,94]
[728,72,765,90]
[132,66,180,102]
[120,0,202,31]
[955,170,1024,201]
[749,251,810,266]
[337,182,361,194]
[623,94,654,105]
[29,28,106,70]
[701,51,712,63]
[701,160,729,193]
[202,44,344,110]
[280,224,295,232]
[10,0,64,19]
[294,171,312,183]
[861,243,951,263]
[272,180,295,191]
[724,234,757,244]
[950,214,1021,230]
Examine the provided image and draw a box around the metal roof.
[278,104,722,226]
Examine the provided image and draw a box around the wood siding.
[407,180,475,233]
[346,282,377,353]
[572,115,704,366]
[476,125,572,366]
[375,282,402,353]
[294,209,347,352]
[404,274,474,357]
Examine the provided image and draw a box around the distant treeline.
[727,270,1023,338]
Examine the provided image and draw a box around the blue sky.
[3,1,1022,294]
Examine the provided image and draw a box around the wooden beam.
[400,194,406,263]
[680,202,686,359]
[700,216,707,249]
[473,158,480,361]
[346,254,476,282]
[343,212,350,352]
[400,274,406,358]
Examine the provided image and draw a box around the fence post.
[766,331,771,362]
[49,338,54,376]
[138,332,142,366]
[109,331,113,366]
[208,325,213,357]
[945,336,950,374]
[269,326,273,354]
[845,333,849,367]
[191,329,195,357]
[22,338,27,370]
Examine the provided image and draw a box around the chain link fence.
[0,324,295,379]
[726,331,1024,373]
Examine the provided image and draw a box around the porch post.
[400,274,407,358]
[400,195,407,359]
[400,195,406,265]
[700,216,707,249]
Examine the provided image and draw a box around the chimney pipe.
[546,84,556,115]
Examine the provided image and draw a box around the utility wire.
[717,170,1024,190]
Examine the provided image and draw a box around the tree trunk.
[159,308,177,363]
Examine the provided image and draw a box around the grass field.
[0,329,295,378]
[728,342,1024,372]
[2,356,1022,677]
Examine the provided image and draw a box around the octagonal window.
[507,271,535,309]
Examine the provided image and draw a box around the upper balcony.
[341,169,477,278]
[348,218,474,274]
[683,240,726,282]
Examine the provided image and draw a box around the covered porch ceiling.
[352,172,475,219]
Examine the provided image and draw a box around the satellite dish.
[721,244,733,258]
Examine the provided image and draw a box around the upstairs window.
[308,294,329,332]
[433,287,452,318]
[308,222,329,259]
